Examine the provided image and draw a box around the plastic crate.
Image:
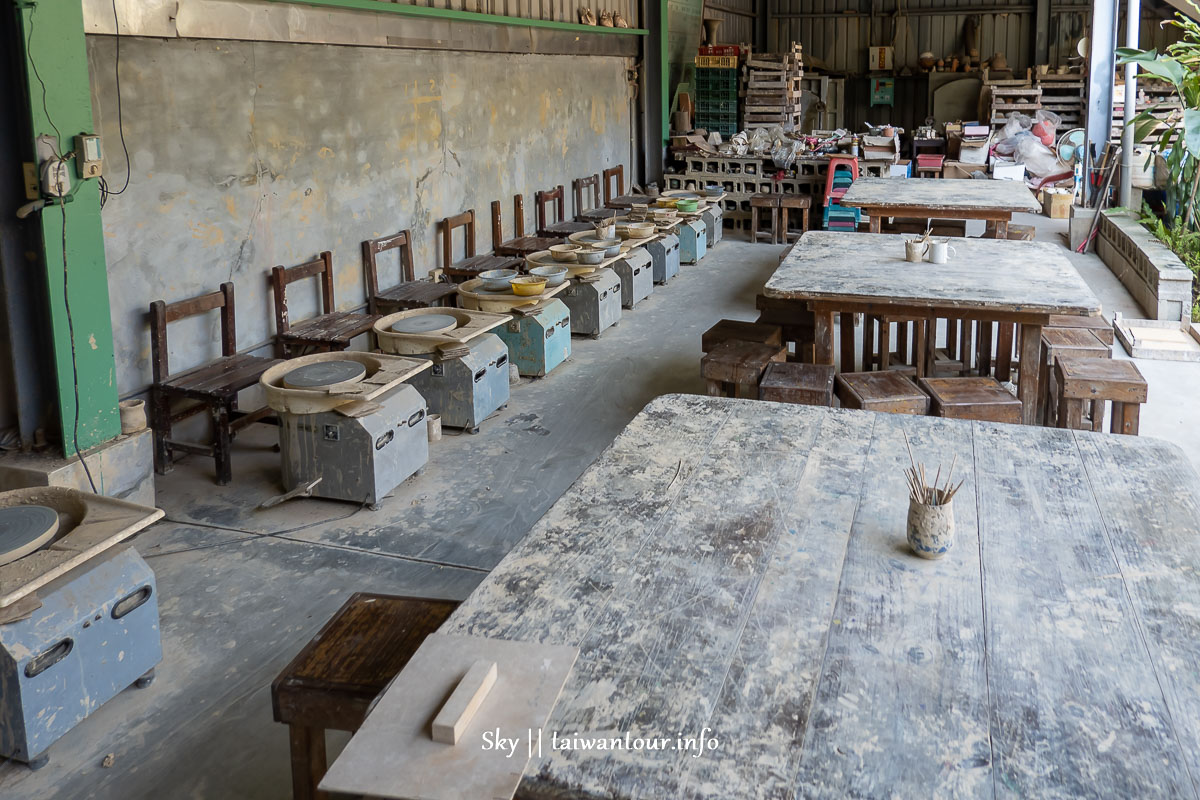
[695,55,738,68]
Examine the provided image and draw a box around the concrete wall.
[87,36,633,395]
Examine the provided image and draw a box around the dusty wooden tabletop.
[442,395,1200,799]
[763,232,1101,315]
[840,177,1041,213]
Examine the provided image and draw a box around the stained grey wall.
[87,37,633,396]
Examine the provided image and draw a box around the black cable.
[27,7,98,493]
[98,0,131,206]
[144,501,370,558]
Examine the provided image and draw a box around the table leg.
[1017,322,1043,425]
[840,312,856,372]
[995,217,1009,240]
[896,321,909,366]
[1112,402,1140,435]
[863,316,876,370]
[958,320,972,376]
[869,214,882,233]
[289,725,328,800]
[779,208,788,245]
[995,323,1014,382]
[913,320,927,378]
[879,320,891,370]
[924,315,937,376]
[814,312,835,366]
[1059,397,1084,430]
[978,321,993,376]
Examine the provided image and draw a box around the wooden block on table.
[919,376,1022,424]
[431,659,498,745]
[835,371,929,415]
[759,362,835,406]
[702,319,783,352]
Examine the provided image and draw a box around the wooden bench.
[702,340,786,399]
[750,194,781,244]
[835,371,929,415]
[1040,327,1111,426]
[149,282,280,484]
[271,252,379,359]
[1055,357,1148,435]
[535,185,592,238]
[758,362,836,406]
[919,376,1022,424]
[701,319,783,352]
[439,209,523,283]
[272,593,459,800]
[490,195,562,257]
[362,229,458,315]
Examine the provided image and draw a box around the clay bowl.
[577,248,605,265]
[530,265,568,287]
[511,276,547,296]
[593,238,622,257]
[623,222,656,239]
[478,269,518,291]
[549,243,581,262]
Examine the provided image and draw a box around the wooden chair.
[438,209,522,282]
[758,362,836,406]
[602,165,625,206]
[750,194,781,244]
[491,195,562,257]
[835,371,929,415]
[573,174,602,220]
[362,229,458,315]
[271,252,379,359]
[535,185,591,238]
[779,194,811,242]
[702,340,786,398]
[149,282,280,485]
[701,319,783,352]
[1055,357,1148,435]
[919,376,1022,424]
[272,593,459,800]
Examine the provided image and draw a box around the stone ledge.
[1097,210,1194,322]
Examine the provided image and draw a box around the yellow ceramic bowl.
[656,198,680,208]
[510,276,547,296]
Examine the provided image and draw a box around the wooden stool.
[702,319,783,352]
[702,340,786,398]
[756,294,815,362]
[835,371,929,415]
[779,194,811,242]
[1040,327,1111,426]
[1048,314,1114,347]
[758,362,835,406]
[919,376,1022,424]
[272,593,459,800]
[1055,357,1148,435]
[750,194,781,244]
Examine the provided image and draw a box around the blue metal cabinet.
[701,204,723,246]
[612,249,653,309]
[495,299,571,377]
[0,546,160,765]
[644,234,680,284]
[677,219,707,264]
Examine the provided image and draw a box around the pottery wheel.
[0,505,60,567]
[390,313,459,335]
[283,359,367,389]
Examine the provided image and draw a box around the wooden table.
[763,232,1101,424]
[840,177,1040,237]
[439,395,1200,800]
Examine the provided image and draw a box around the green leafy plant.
[1118,13,1200,227]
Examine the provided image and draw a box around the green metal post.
[14,0,121,454]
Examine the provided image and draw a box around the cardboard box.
[942,160,976,179]
[888,160,912,178]
[1042,190,1072,219]
[992,161,1026,181]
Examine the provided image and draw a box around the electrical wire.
[144,501,371,559]
[26,6,98,494]
[97,0,131,209]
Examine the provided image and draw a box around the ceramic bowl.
[657,198,680,209]
[593,238,621,257]
[676,199,700,213]
[549,243,581,262]
[510,276,547,296]
[577,248,605,265]
[624,222,656,239]
[478,269,518,291]
[530,265,568,286]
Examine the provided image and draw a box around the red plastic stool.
[823,156,860,208]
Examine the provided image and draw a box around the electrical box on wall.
[75,133,103,178]
[868,47,894,72]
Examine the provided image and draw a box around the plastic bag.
[1030,109,1061,146]
[1001,111,1033,140]
[771,139,803,169]
[1013,135,1064,180]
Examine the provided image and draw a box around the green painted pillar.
[14,0,120,455]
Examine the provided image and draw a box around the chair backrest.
[490,195,529,250]
[271,251,334,337]
[573,174,601,217]
[534,185,566,232]
[149,282,236,383]
[362,230,416,315]
[439,210,477,269]
[602,165,625,204]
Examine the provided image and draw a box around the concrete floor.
[4,217,1199,799]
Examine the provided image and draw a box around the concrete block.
[0,429,156,506]
[1097,210,1194,322]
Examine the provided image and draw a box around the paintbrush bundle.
[903,431,964,506]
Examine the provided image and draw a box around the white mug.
[929,240,956,264]
[904,239,927,262]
